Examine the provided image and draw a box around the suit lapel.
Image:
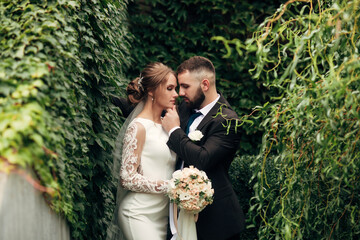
[196,93,230,131]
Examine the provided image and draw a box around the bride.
[107,62,178,240]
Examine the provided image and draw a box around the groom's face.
[178,70,205,110]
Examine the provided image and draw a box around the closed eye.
[167,84,176,91]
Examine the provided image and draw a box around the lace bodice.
[120,118,175,194]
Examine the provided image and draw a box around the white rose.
[172,170,182,179]
[168,180,176,189]
[186,166,198,175]
[188,130,204,141]
[199,170,208,179]
[179,192,191,201]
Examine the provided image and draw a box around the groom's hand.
[161,105,180,133]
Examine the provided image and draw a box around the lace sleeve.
[120,121,168,194]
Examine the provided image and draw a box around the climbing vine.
[217,0,360,238]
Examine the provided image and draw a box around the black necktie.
[186,112,202,134]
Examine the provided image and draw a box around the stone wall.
[0,172,70,240]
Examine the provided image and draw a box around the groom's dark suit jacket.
[167,93,245,240]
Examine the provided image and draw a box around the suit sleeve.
[167,117,240,171]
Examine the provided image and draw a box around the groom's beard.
[186,86,205,110]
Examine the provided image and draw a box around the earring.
[152,97,154,102]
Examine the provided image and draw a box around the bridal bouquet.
[168,166,214,240]
[168,165,214,213]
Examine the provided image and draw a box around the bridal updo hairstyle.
[126,62,175,104]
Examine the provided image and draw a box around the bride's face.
[154,73,178,109]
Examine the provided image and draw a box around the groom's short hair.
[177,56,216,83]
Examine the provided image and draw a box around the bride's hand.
[161,105,180,133]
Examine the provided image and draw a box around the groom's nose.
[179,88,185,96]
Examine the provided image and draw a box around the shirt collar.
[195,94,220,116]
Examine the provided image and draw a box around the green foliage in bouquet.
[0,1,131,239]
[222,0,360,239]
[126,0,283,154]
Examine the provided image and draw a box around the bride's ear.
[148,91,154,102]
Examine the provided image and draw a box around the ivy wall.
[0,1,131,239]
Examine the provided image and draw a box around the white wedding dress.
[118,118,176,240]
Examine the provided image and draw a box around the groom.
[162,56,245,240]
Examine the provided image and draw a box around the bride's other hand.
[161,105,180,133]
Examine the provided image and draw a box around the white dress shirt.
[169,94,220,136]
